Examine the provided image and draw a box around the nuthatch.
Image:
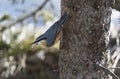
[32,13,69,47]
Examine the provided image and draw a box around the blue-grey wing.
[32,13,69,46]
[45,13,69,47]
[45,22,59,47]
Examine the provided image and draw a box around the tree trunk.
[59,0,111,79]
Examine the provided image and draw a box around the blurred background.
[0,0,61,79]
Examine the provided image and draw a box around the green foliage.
[7,43,31,57]
[0,26,7,32]
[0,41,10,50]
[0,14,11,21]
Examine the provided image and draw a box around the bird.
[32,13,69,47]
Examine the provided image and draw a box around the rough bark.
[59,0,111,79]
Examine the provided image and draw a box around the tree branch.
[6,0,49,28]
[96,64,119,79]
[109,67,120,69]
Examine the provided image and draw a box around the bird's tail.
[58,13,69,26]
